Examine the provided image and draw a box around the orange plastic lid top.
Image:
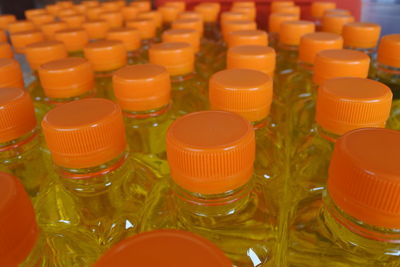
[328,128,400,229]
[25,40,68,70]
[227,30,268,48]
[220,11,247,25]
[7,20,36,34]
[231,7,256,21]
[313,49,370,85]
[29,13,55,27]
[167,110,255,195]
[158,5,180,23]
[25,8,47,20]
[54,28,89,52]
[10,30,45,54]
[41,21,68,40]
[322,14,355,34]
[279,20,315,46]
[316,77,392,135]
[0,30,6,42]
[57,1,74,9]
[42,98,126,169]
[324,8,351,16]
[0,42,13,59]
[299,32,343,64]
[165,1,186,13]
[342,22,381,49]
[194,3,220,23]
[163,29,200,53]
[57,8,79,18]
[106,27,141,52]
[233,2,255,9]
[0,15,16,30]
[46,4,61,16]
[102,1,121,12]
[270,1,294,13]
[222,20,257,39]
[121,6,139,21]
[130,1,151,13]
[86,7,105,20]
[210,68,273,122]
[82,1,99,8]
[377,34,400,68]
[178,11,203,21]
[94,229,232,267]
[311,1,336,18]
[227,45,276,77]
[84,40,127,72]
[82,20,110,40]
[61,14,86,28]
[39,57,94,99]
[99,11,124,29]
[0,59,24,88]
[149,42,194,76]
[271,5,300,17]
[137,11,163,28]
[126,19,156,40]
[0,172,38,267]
[268,13,298,33]
[0,87,36,143]
[113,64,171,111]
[172,18,203,36]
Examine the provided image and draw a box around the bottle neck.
[46,89,96,106]
[0,129,39,160]
[252,117,269,131]
[344,45,375,56]
[297,61,314,72]
[171,71,195,84]
[322,192,400,244]
[123,103,170,121]
[279,43,299,52]
[316,124,341,143]
[173,178,253,217]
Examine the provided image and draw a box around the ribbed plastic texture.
[84,40,127,72]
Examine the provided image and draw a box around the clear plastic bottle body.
[127,50,146,65]
[94,70,115,99]
[289,192,400,266]
[68,50,85,58]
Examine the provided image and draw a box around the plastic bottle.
[7,20,35,34]
[25,8,47,20]
[41,21,68,40]
[272,5,300,17]
[321,13,354,34]
[137,11,163,40]
[0,172,101,267]
[374,34,400,129]
[0,58,24,89]
[38,98,156,247]
[60,14,86,29]
[310,1,336,29]
[30,13,55,28]
[0,42,13,59]
[113,64,173,177]
[158,5,180,31]
[84,40,127,99]
[130,1,151,13]
[194,2,221,41]
[126,18,156,60]
[99,11,124,29]
[0,14,16,31]
[149,42,207,117]
[121,5,139,21]
[106,28,142,64]
[87,7,106,21]
[82,19,110,41]
[270,1,294,13]
[141,110,277,266]
[226,29,268,48]
[24,40,68,108]
[268,13,298,49]
[94,229,232,267]
[289,128,400,265]
[54,28,89,58]
[0,87,48,198]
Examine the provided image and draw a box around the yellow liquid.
[128,50,146,65]
[0,130,48,199]
[204,22,221,42]
[68,50,85,58]
[140,178,278,266]
[94,71,114,99]
[289,193,400,266]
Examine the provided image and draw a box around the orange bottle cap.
[342,22,381,49]
[86,7,105,20]
[99,11,124,29]
[271,5,300,17]
[0,59,24,88]
[222,20,257,39]
[178,11,203,21]
[7,20,36,34]
[162,29,200,53]
[268,13,298,33]
[84,40,127,71]
[377,34,400,68]
[209,68,273,122]
[57,8,79,18]
[106,27,140,52]
[58,1,74,9]
[82,20,110,40]
[227,29,268,48]
[231,7,256,21]
[10,30,45,54]
[113,64,171,111]
[126,19,156,39]
[316,77,392,135]
[227,45,276,77]
[324,8,351,16]
[322,14,355,34]
[299,32,343,64]
[94,229,232,267]
[158,5,180,23]
[137,11,163,28]
[74,4,87,14]
[311,1,336,18]
[0,30,6,42]
[194,3,220,23]
[41,21,68,40]
[102,1,121,12]
[39,57,94,99]
[172,18,203,36]
[279,20,315,46]
[328,128,400,228]
[25,8,47,20]
[54,28,89,52]
[270,1,294,13]
[165,1,186,13]
[82,1,99,8]
[130,1,151,13]
[313,49,370,85]
[0,42,13,59]
[29,13,55,27]
[25,40,68,71]
[149,42,194,76]
[61,14,86,28]
[0,172,38,267]
[46,4,61,16]
[233,2,255,9]
[42,98,126,169]
[121,6,139,21]
[0,87,36,143]
[167,110,255,194]
[220,11,247,25]
[0,15,16,30]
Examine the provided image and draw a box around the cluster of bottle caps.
[0,0,400,266]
